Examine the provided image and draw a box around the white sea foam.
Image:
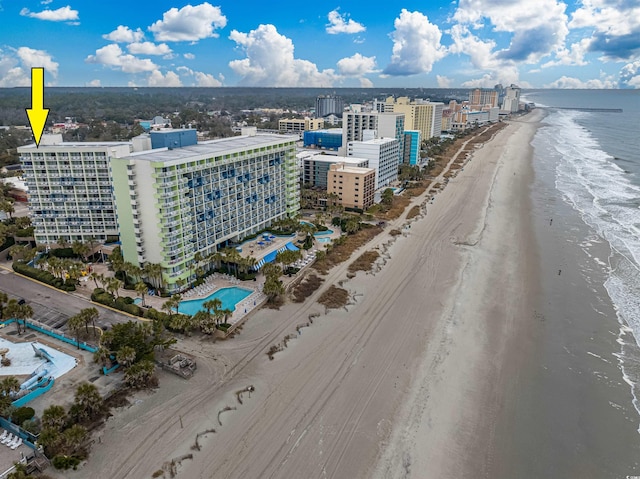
[534,109,640,426]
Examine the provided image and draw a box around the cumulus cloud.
[0,47,58,87]
[229,24,337,87]
[147,70,182,87]
[86,79,101,87]
[541,38,590,68]
[359,77,373,88]
[85,44,157,73]
[436,75,452,88]
[176,66,223,86]
[453,0,569,64]
[326,9,366,34]
[545,74,617,88]
[383,9,446,76]
[337,53,376,76]
[149,2,227,42]
[184,53,195,60]
[103,25,144,43]
[619,60,640,88]
[20,5,79,22]
[127,42,172,56]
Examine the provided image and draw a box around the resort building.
[384,96,443,140]
[341,111,405,164]
[303,129,343,150]
[327,162,376,211]
[301,153,369,188]
[347,138,399,190]
[403,130,422,165]
[315,95,344,119]
[278,117,324,134]
[18,134,131,244]
[502,85,521,113]
[469,89,499,108]
[111,130,299,292]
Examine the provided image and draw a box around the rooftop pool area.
[178,286,253,316]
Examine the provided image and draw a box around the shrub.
[52,455,82,470]
[11,406,35,425]
[49,247,78,258]
[12,261,76,292]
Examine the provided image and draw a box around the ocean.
[523,90,640,454]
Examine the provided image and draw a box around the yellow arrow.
[25,67,50,148]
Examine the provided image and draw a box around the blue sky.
[1,0,639,88]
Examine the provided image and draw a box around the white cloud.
[0,47,58,87]
[86,79,101,87]
[453,0,568,64]
[85,44,157,73]
[383,9,446,76]
[194,71,222,86]
[229,24,337,87]
[184,53,195,60]
[326,9,366,35]
[619,61,640,88]
[147,70,182,87]
[436,75,452,88]
[41,0,53,4]
[20,5,79,22]
[545,74,617,89]
[127,42,172,56]
[103,25,144,43]
[337,53,376,76]
[149,2,227,42]
[541,38,590,68]
[359,77,373,88]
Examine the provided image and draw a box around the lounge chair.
[2,433,13,445]
[0,430,7,441]
[10,437,22,450]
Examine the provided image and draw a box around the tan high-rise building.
[327,162,376,211]
[469,89,499,108]
[385,96,443,139]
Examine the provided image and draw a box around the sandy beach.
[59,107,632,479]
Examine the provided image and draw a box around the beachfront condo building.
[341,111,405,167]
[403,130,422,165]
[347,138,400,190]
[301,152,369,188]
[502,85,521,113]
[384,96,443,140]
[327,162,376,211]
[469,89,499,108]
[18,134,131,244]
[111,130,299,292]
[315,95,344,119]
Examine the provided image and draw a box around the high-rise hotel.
[19,129,299,292]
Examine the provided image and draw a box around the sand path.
[63,112,542,479]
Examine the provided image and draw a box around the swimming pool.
[317,237,332,243]
[314,229,334,236]
[178,286,253,316]
[133,298,143,305]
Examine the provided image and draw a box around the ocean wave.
[534,109,640,337]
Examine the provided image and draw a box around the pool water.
[317,237,332,243]
[314,229,334,236]
[178,287,253,316]
[133,298,143,305]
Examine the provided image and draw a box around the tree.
[381,188,394,206]
[4,299,33,335]
[124,360,156,389]
[343,217,360,235]
[62,424,87,455]
[0,292,7,320]
[116,346,136,368]
[263,275,284,300]
[0,198,14,219]
[71,240,90,262]
[41,404,67,430]
[134,281,147,307]
[92,346,110,368]
[105,277,122,298]
[72,382,104,422]
[89,271,103,289]
[143,262,163,290]
[80,307,99,337]
[66,314,85,349]
[56,236,69,249]
[0,376,20,396]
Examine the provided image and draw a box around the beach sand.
[59,108,638,479]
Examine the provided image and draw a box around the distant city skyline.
[0,1,638,89]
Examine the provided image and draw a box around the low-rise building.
[327,162,375,211]
[301,153,368,188]
[303,129,343,150]
[279,117,324,134]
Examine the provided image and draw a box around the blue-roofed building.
[303,129,343,151]
[403,130,421,165]
[150,129,198,150]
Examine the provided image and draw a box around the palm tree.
[93,346,111,368]
[4,299,33,335]
[71,240,90,262]
[262,262,282,279]
[81,307,99,337]
[67,314,85,349]
[0,198,14,219]
[56,236,69,249]
[89,271,104,289]
[207,251,223,271]
[116,346,137,368]
[41,404,67,430]
[143,262,163,291]
[124,360,156,389]
[134,281,147,307]
[0,376,20,396]
[62,424,87,455]
[263,275,284,300]
[106,277,122,298]
[73,382,104,420]
[0,292,7,320]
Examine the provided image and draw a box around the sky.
[0,0,639,89]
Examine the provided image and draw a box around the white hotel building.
[347,138,400,190]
